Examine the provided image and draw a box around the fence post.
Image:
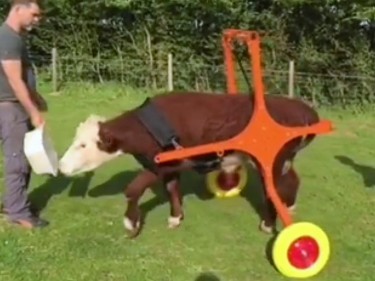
[51,47,57,93]
[288,60,294,98]
[168,53,173,91]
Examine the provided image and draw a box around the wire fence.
[29,50,375,106]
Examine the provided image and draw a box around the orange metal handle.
[285,120,333,138]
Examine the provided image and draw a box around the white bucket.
[23,124,59,176]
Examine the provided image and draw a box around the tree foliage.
[0,0,374,105]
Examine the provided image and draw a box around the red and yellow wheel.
[205,164,248,198]
[272,222,330,279]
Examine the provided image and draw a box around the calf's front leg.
[124,169,159,238]
[164,173,184,229]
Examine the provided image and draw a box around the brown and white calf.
[59,91,319,237]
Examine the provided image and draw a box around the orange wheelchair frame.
[154,29,334,279]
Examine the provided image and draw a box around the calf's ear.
[97,125,119,153]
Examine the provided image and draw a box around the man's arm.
[27,66,47,111]
[0,37,40,117]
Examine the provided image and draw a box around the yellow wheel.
[205,164,248,198]
[272,222,330,279]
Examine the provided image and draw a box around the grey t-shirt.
[0,23,31,102]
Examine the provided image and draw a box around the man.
[0,0,48,229]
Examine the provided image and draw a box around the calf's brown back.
[98,92,319,167]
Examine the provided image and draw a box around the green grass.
[0,83,375,281]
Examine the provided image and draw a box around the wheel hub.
[216,171,240,191]
[287,236,320,269]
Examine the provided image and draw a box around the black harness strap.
[133,97,182,172]
[135,97,182,150]
[133,153,157,172]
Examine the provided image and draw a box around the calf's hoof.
[123,217,141,238]
[168,214,183,229]
[259,220,276,235]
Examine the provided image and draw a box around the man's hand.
[29,92,47,127]
[30,110,45,128]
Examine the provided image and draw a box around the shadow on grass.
[28,164,276,274]
[28,171,95,212]
[88,170,139,198]
[265,234,278,268]
[334,155,375,188]
[195,272,221,281]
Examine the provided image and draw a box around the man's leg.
[0,103,48,228]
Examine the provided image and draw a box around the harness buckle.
[171,137,183,150]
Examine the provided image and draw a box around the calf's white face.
[59,114,122,176]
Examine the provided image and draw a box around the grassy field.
[0,83,375,281]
